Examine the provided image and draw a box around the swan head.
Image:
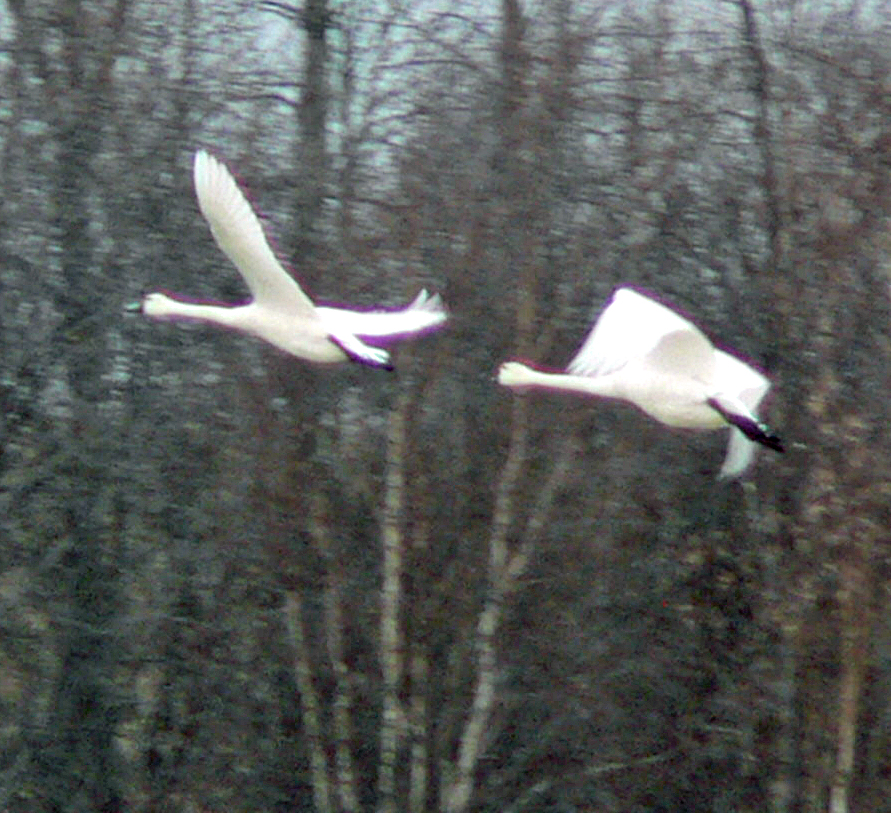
[125,292,179,318]
[497,361,538,387]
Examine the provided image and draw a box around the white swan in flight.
[129,150,447,369]
[498,287,782,478]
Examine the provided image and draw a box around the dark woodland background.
[2,0,891,811]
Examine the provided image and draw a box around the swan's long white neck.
[498,362,621,398]
[143,294,249,328]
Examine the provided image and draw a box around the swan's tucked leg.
[707,397,784,452]
[329,331,394,371]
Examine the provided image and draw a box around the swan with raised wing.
[128,150,447,369]
[498,287,782,478]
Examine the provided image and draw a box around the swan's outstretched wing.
[193,150,317,315]
[567,287,712,378]
[712,349,770,411]
[318,290,447,339]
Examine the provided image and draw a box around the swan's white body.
[498,287,780,478]
[137,150,447,368]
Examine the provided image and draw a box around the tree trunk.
[295,0,329,261]
[829,540,871,813]
[284,591,333,813]
[377,386,411,813]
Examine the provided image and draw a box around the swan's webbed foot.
[330,332,394,371]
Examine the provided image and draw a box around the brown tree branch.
[507,433,579,584]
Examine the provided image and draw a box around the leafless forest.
[2,0,891,810]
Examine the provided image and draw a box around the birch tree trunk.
[377,386,411,813]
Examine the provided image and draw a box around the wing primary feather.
[707,398,784,452]
[193,150,317,315]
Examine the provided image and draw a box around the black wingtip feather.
[347,354,394,372]
[707,398,784,453]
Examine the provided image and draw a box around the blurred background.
[1,0,890,811]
